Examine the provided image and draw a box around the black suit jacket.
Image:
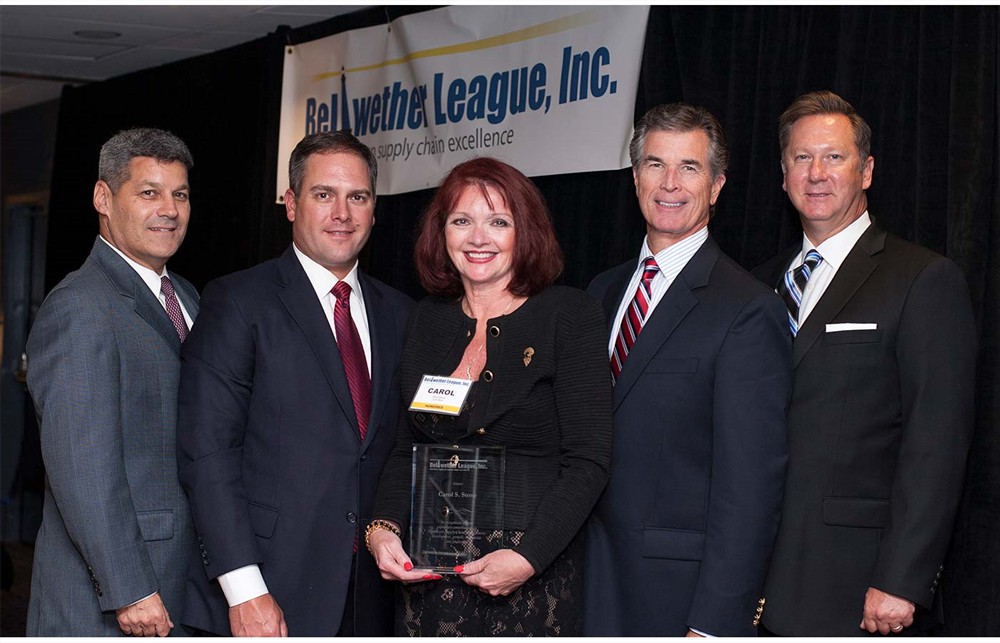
[754,222,977,636]
[177,246,412,636]
[583,235,791,636]
[372,286,613,575]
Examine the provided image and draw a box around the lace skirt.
[396,531,582,636]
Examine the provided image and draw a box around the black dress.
[371,286,613,636]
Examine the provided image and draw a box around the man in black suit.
[583,103,791,636]
[177,131,413,636]
[755,91,976,636]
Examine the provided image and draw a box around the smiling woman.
[365,157,613,636]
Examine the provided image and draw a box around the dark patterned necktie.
[332,282,371,440]
[160,276,188,343]
[777,250,823,336]
[610,257,659,384]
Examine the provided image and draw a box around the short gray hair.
[629,103,729,179]
[99,128,193,192]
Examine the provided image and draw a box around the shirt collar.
[292,243,363,302]
[99,235,171,293]
[799,211,872,271]
[639,226,709,275]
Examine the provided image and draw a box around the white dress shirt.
[788,212,872,326]
[217,244,372,607]
[99,235,193,329]
[607,227,709,356]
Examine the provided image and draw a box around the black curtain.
[44,6,998,635]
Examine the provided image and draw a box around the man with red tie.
[177,131,412,636]
[583,103,792,636]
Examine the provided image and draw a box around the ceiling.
[0,4,368,114]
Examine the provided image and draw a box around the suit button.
[489,325,500,337]
[361,454,368,462]
[476,427,487,435]
[347,512,358,524]
[482,370,493,382]
[203,558,211,566]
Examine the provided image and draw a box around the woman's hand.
[456,549,535,596]
[368,528,443,583]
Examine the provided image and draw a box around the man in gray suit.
[25,128,199,636]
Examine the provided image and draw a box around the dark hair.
[779,90,872,162]
[288,130,378,195]
[629,103,729,179]
[99,128,193,192]
[414,157,563,298]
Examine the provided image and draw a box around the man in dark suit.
[177,131,412,636]
[583,103,792,636]
[26,128,198,636]
[755,91,976,636]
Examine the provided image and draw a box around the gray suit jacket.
[25,237,199,636]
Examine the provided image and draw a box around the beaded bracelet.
[364,519,401,553]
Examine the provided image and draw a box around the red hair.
[414,157,563,297]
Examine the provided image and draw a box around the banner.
[277,5,649,198]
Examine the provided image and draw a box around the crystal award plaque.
[409,444,505,573]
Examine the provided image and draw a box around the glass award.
[409,444,505,573]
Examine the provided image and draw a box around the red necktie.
[610,257,659,384]
[331,282,371,440]
[160,276,188,343]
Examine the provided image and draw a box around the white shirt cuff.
[690,628,715,637]
[123,591,156,608]
[217,564,269,607]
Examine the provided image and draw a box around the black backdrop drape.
[44,6,998,635]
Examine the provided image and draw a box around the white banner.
[277,5,649,198]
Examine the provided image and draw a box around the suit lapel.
[612,236,718,410]
[91,238,182,356]
[274,248,359,438]
[359,273,396,450]
[792,224,885,367]
[172,276,200,320]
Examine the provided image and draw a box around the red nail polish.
[422,574,433,580]
[403,562,413,571]
[453,565,464,573]
[432,574,444,580]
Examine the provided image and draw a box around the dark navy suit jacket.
[583,235,791,636]
[177,246,412,636]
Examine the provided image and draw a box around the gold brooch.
[523,347,535,366]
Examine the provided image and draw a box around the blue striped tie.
[778,250,823,336]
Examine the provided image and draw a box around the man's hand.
[859,587,915,635]
[116,592,173,637]
[457,549,534,596]
[230,593,288,637]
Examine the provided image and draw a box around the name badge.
[409,375,473,416]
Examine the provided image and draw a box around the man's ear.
[93,180,112,216]
[284,189,297,223]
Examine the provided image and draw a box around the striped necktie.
[611,257,659,384]
[777,249,823,336]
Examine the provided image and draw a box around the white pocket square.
[826,323,878,333]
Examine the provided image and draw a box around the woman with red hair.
[366,157,612,635]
